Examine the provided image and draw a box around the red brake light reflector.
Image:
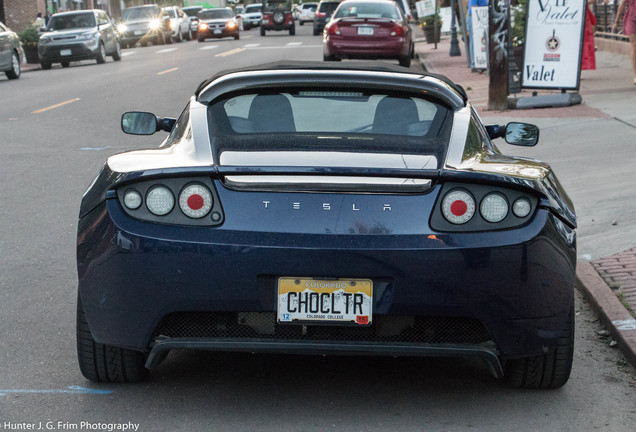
[179,184,213,219]
[442,190,475,224]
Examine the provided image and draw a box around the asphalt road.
[1,25,635,431]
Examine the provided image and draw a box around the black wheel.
[290,24,295,36]
[175,29,183,43]
[61,61,70,67]
[398,55,411,68]
[260,26,265,36]
[77,294,149,382]
[95,43,106,64]
[410,42,415,59]
[198,35,205,42]
[323,53,339,61]
[313,27,320,36]
[503,302,574,389]
[186,29,192,41]
[234,33,240,40]
[112,41,122,61]
[5,52,20,79]
[164,33,172,44]
[300,20,304,26]
[40,61,52,70]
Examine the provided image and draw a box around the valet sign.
[522,0,586,89]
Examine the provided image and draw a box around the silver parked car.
[0,21,23,79]
[38,9,121,70]
[182,6,203,37]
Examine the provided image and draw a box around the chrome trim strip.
[444,106,472,169]
[225,175,432,192]
[220,151,438,170]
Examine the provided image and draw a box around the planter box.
[423,26,441,44]
[24,47,39,64]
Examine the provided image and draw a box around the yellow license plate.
[277,277,373,325]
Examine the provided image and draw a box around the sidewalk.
[415,34,636,368]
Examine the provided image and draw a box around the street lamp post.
[449,0,461,56]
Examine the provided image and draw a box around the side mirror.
[505,122,539,146]
[121,112,158,135]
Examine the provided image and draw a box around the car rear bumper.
[325,37,408,58]
[78,192,576,361]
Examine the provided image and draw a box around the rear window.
[334,2,400,19]
[319,2,341,13]
[207,91,452,164]
[302,4,318,11]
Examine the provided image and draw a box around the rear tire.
[313,27,320,36]
[41,61,52,70]
[290,24,295,36]
[234,33,240,40]
[503,302,574,389]
[61,61,70,67]
[323,53,339,61]
[77,294,149,383]
[260,26,265,36]
[6,52,21,79]
[398,54,411,67]
[300,20,304,26]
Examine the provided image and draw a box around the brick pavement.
[592,248,636,318]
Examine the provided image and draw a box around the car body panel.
[77,62,576,382]
[162,6,190,40]
[313,0,341,34]
[0,21,23,78]
[299,2,318,22]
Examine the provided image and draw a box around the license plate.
[278,277,372,325]
[358,26,374,36]
[134,30,144,35]
[214,29,222,35]
[60,49,71,56]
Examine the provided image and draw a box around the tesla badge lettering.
[323,203,331,211]
[260,201,392,212]
[263,200,270,208]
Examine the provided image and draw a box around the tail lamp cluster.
[432,183,538,232]
[327,23,404,36]
[116,178,224,226]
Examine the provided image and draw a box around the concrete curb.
[576,262,636,369]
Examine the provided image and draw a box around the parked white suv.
[298,2,318,25]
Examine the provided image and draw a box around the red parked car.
[323,0,413,67]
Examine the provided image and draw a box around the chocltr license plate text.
[278,277,373,325]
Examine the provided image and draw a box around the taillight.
[123,189,142,210]
[326,23,340,35]
[179,183,213,219]
[512,198,532,218]
[390,24,404,37]
[480,193,509,223]
[146,186,175,216]
[442,190,475,224]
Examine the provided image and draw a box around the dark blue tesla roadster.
[76,62,576,388]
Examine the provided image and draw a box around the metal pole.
[450,0,461,56]
[434,0,438,50]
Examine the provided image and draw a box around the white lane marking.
[286,42,302,46]
[243,43,261,47]
[156,48,177,54]
[199,45,219,50]
[32,98,80,114]
[80,146,111,151]
[157,67,179,75]
[121,51,136,56]
[242,35,254,39]
[215,47,246,57]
